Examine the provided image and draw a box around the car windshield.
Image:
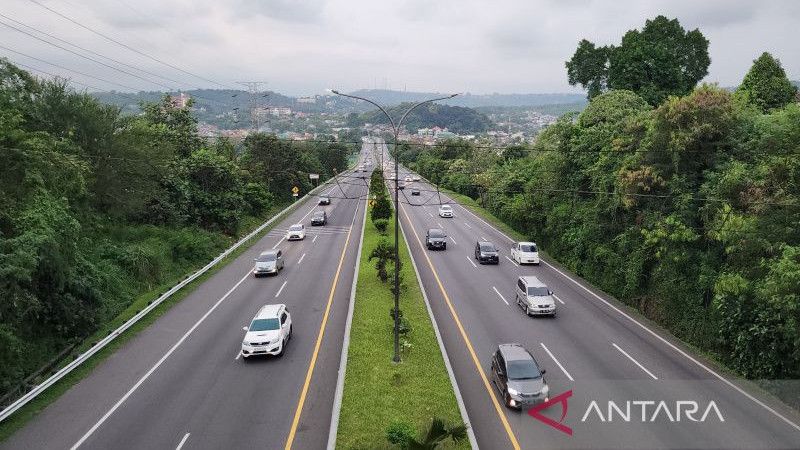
[507,359,542,380]
[289,225,303,231]
[249,318,280,331]
[527,287,550,296]
[480,244,496,252]
[257,253,276,262]
[429,230,445,238]
[320,197,329,201]
[520,244,538,252]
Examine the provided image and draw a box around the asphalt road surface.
[2,145,373,450]
[373,140,800,450]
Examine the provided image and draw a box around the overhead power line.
[27,0,236,90]
[7,61,139,101]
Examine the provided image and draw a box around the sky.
[1,0,797,96]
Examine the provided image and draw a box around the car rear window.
[527,287,549,296]
[257,254,276,262]
[250,318,280,331]
[289,225,303,231]
[507,359,541,380]
[429,230,445,238]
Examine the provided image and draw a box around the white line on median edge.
[612,343,658,380]
[540,343,574,381]
[175,432,190,450]
[492,286,509,306]
[71,272,251,449]
[275,280,288,298]
[466,256,477,268]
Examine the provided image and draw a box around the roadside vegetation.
[336,169,467,449]
[0,59,352,409]
[396,16,800,383]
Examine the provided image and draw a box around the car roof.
[259,250,279,256]
[498,343,535,362]
[519,275,546,287]
[440,204,452,208]
[255,303,284,319]
[313,210,325,215]
[428,228,444,234]
[478,241,494,246]
[518,241,537,246]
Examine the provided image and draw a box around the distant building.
[169,92,191,109]
[297,97,316,104]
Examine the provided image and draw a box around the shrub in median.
[373,218,388,234]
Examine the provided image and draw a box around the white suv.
[241,304,292,358]
[286,223,305,240]
[511,242,540,265]
[438,205,454,218]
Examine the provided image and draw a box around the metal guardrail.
[0,177,337,423]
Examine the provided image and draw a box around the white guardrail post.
[0,173,343,423]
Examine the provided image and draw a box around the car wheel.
[525,305,530,316]
[443,243,447,250]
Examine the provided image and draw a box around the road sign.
[309,173,319,180]
[292,186,299,194]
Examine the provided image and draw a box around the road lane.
[3,145,374,450]
[384,145,800,450]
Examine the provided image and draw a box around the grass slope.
[336,205,467,449]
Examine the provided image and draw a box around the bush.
[386,421,415,448]
[373,218,388,234]
[371,194,393,222]
[369,238,394,282]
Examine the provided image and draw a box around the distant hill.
[348,89,587,108]
[358,102,494,133]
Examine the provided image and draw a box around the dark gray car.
[425,228,447,250]
[311,210,327,226]
[491,344,549,409]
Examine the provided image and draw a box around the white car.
[412,176,421,182]
[404,176,413,183]
[286,223,305,240]
[511,242,540,265]
[438,205,454,218]
[241,304,292,358]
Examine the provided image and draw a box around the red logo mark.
[528,390,573,436]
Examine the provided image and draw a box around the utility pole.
[331,90,458,363]
[237,81,268,133]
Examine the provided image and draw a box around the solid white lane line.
[175,433,190,450]
[492,286,509,306]
[297,253,306,266]
[553,294,565,305]
[275,280,288,298]
[464,222,471,229]
[504,255,518,266]
[467,256,477,268]
[540,343,574,381]
[71,272,251,449]
[449,235,457,245]
[612,343,658,380]
[312,234,318,243]
[272,237,285,249]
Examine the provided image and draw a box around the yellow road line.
[400,204,521,450]
[284,210,356,450]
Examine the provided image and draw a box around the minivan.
[515,276,556,317]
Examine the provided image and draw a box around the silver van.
[515,276,556,317]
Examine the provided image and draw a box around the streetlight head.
[331,89,341,95]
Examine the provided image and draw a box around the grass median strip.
[336,204,468,449]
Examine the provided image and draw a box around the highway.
[373,140,800,450]
[2,144,373,450]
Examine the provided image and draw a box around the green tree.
[736,52,797,113]
[566,16,710,105]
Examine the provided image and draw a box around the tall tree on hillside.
[736,52,797,113]
[566,16,710,105]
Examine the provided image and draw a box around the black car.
[411,188,420,196]
[318,196,331,205]
[491,344,549,409]
[425,228,447,250]
[311,210,327,226]
[475,241,499,264]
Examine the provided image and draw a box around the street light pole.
[331,90,458,362]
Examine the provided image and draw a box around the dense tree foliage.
[399,85,800,379]
[0,60,352,397]
[358,103,494,134]
[566,16,710,105]
[736,52,797,113]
